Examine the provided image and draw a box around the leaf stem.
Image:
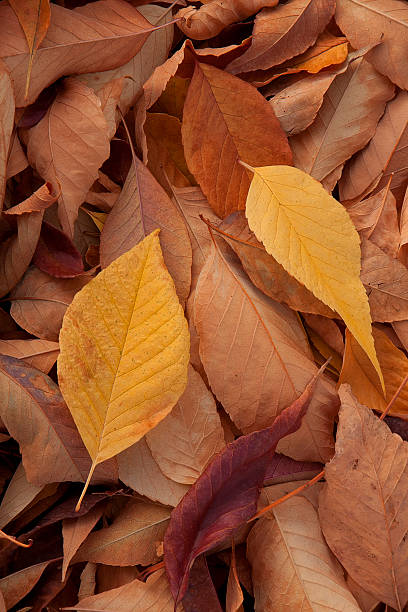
[0,529,32,548]
[238,160,255,173]
[76,461,97,512]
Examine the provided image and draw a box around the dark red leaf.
[17,81,59,129]
[263,453,322,485]
[164,365,324,605]
[182,556,223,612]
[33,222,84,278]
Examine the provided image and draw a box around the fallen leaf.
[164,368,322,604]
[245,164,383,387]
[263,452,322,486]
[175,0,278,40]
[399,186,408,264]
[0,338,59,373]
[8,0,51,100]
[64,569,179,611]
[302,313,344,355]
[118,438,189,508]
[182,556,223,612]
[319,384,408,610]
[247,494,360,611]
[33,222,85,279]
[26,77,110,238]
[339,327,408,417]
[340,90,408,204]
[346,575,381,612]
[0,65,15,210]
[226,546,244,612]
[78,562,97,601]
[10,267,89,342]
[227,0,336,74]
[146,365,225,484]
[5,182,58,215]
[0,559,52,610]
[74,499,170,566]
[0,0,153,106]
[290,57,394,188]
[194,235,338,462]
[62,505,104,580]
[0,463,43,529]
[347,182,400,258]
[100,156,192,304]
[182,61,292,218]
[335,0,408,90]
[58,231,190,498]
[0,355,114,486]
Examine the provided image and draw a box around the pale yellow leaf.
[58,230,190,503]
[245,164,382,388]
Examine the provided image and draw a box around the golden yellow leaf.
[58,230,190,508]
[244,164,383,388]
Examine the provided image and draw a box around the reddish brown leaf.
[0,559,52,610]
[182,556,222,612]
[33,222,84,279]
[5,182,58,215]
[164,368,322,604]
[182,62,292,218]
[0,65,15,211]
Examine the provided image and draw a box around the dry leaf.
[227,0,336,74]
[146,365,225,484]
[226,546,244,612]
[0,65,14,210]
[5,182,58,215]
[182,62,292,218]
[62,505,104,580]
[58,231,190,496]
[0,559,52,610]
[247,494,360,611]
[26,78,110,238]
[319,384,408,610]
[0,338,59,373]
[245,164,383,387]
[0,463,43,529]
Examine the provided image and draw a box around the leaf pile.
[0,0,408,610]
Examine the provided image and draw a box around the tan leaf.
[117,438,189,507]
[290,57,394,187]
[62,505,104,580]
[0,65,14,210]
[182,62,292,218]
[194,236,338,461]
[78,4,173,116]
[146,365,225,484]
[319,384,408,610]
[100,157,192,304]
[66,569,180,611]
[5,182,59,215]
[74,499,170,566]
[0,212,43,298]
[227,0,336,74]
[340,91,408,204]
[0,463,43,529]
[26,78,110,238]
[247,495,360,611]
[6,133,28,180]
[10,267,89,342]
[0,0,152,106]
[399,186,408,264]
[78,563,97,601]
[0,559,52,610]
[347,182,400,257]
[176,0,278,40]
[97,77,124,140]
[0,338,59,373]
[335,0,408,90]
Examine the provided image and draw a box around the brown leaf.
[340,91,408,204]
[399,186,408,265]
[100,156,192,304]
[182,62,292,218]
[347,182,400,258]
[194,235,338,461]
[227,0,336,74]
[175,0,279,40]
[226,546,244,612]
[0,338,59,373]
[247,493,360,611]
[182,556,223,612]
[0,212,43,298]
[26,78,110,238]
[335,0,408,90]
[0,0,152,106]
[118,438,189,508]
[339,327,408,418]
[146,365,225,485]
[5,183,58,215]
[62,505,104,580]
[319,384,408,610]
[10,267,89,342]
[290,57,394,188]
[0,65,14,211]
[65,569,179,611]
[33,222,85,279]
[0,463,43,529]
[74,499,170,566]
[0,559,52,610]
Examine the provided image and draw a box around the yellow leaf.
[58,230,190,508]
[83,208,107,232]
[244,164,383,389]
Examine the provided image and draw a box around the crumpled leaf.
[245,164,383,387]
[175,0,279,40]
[164,367,323,605]
[58,230,190,498]
[26,78,110,238]
[227,0,336,74]
[182,62,292,218]
[319,384,408,610]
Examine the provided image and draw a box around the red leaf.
[182,556,223,612]
[164,365,324,605]
[263,453,322,485]
[33,222,84,278]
